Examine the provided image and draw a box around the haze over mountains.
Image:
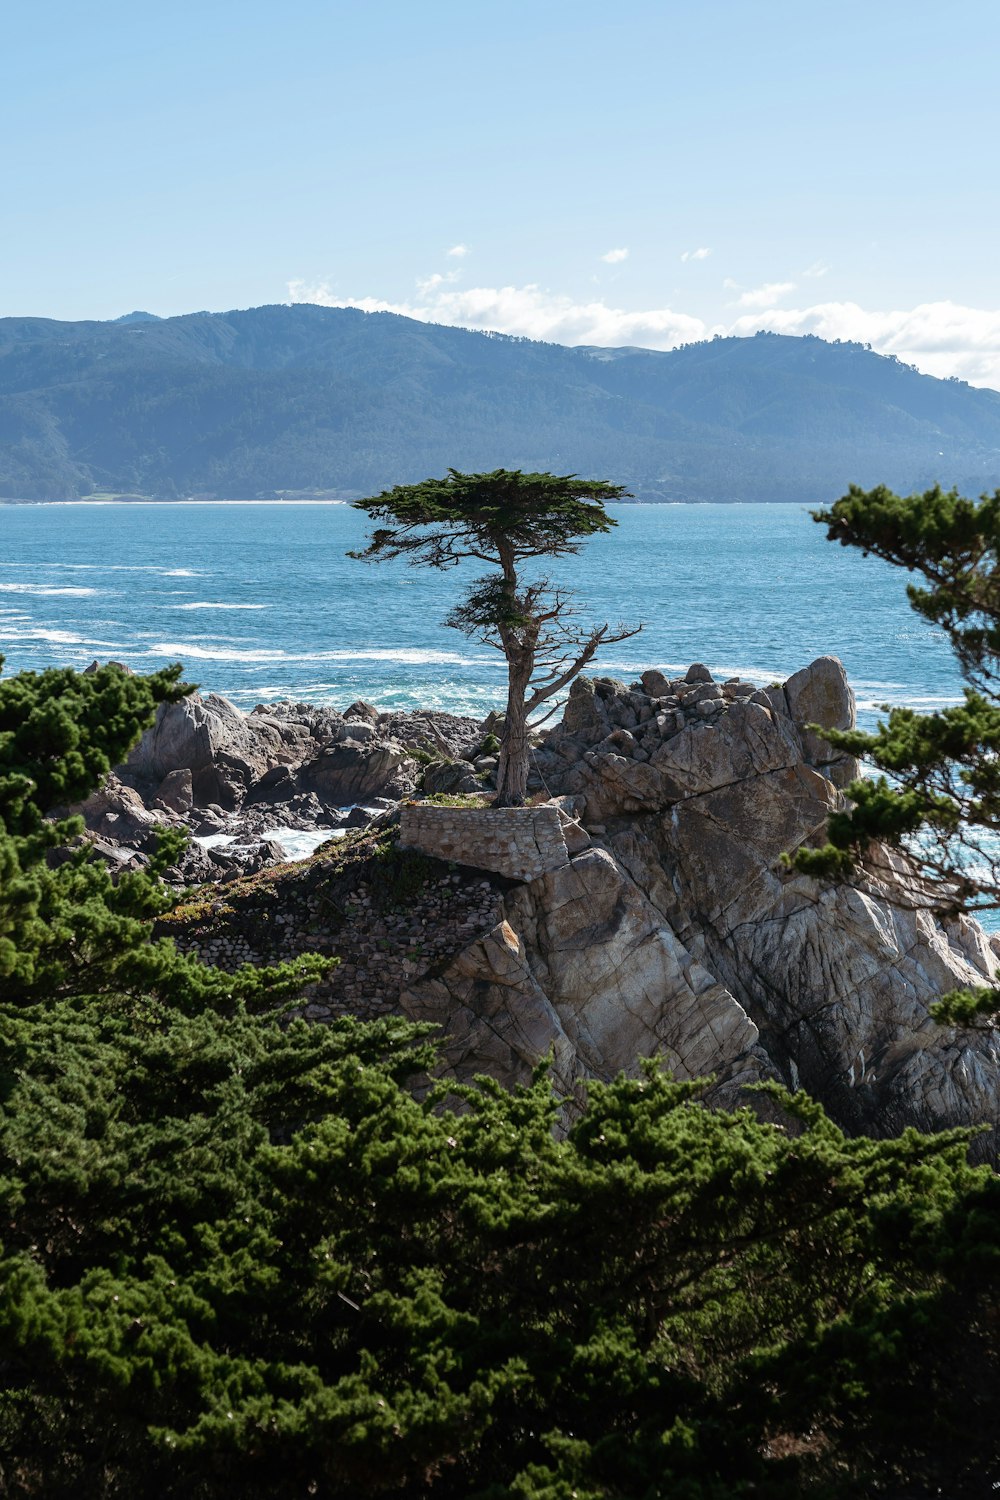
[2,304,1000,503]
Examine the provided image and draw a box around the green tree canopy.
[351,469,639,804]
[5,996,1000,1498]
[0,654,327,1008]
[2,657,999,1497]
[792,484,1000,1025]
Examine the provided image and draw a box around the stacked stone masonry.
[158,835,505,1025]
[399,806,570,883]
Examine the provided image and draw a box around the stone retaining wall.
[399,805,569,882]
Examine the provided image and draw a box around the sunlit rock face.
[403,658,1000,1158]
[84,655,1000,1155]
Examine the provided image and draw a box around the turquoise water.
[0,502,963,729]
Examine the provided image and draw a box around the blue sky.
[5,0,1000,383]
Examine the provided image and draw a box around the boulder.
[127,693,274,808]
[421,760,483,796]
[685,662,714,684]
[72,774,169,843]
[783,655,859,787]
[297,743,416,805]
[640,668,672,697]
[562,676,610,739]
[344,700,380,724]
[154,767,194,814]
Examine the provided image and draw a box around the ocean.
[0,501,964,731]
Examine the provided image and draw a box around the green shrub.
[1,658,999,1498]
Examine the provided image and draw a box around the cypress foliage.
[1,657,998,1497]
[793,485,1000,1025]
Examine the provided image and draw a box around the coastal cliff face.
[400,659,1000,1155]
[79,656,1000,1157]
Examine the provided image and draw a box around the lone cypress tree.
[350,468,640,804]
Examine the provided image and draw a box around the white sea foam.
[0,627,122,647]
[0,583,100,597]
[171,602,268,611]
[193,827,345,861]
[0,562,208,575]
[268,827,346,858]
[146,643,496,665]
[855,692,964,714]
[325,648,492,664]
[149,644,288,662]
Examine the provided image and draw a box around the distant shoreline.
[0,497,784,507]
[0,498,354,507]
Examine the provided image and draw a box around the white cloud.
[732,281,798,309]
[601,247,629,264]
[287,279,1000,388]
[680,247,712,262]
[416,270,460,293]
[730,299,1000,387]
[288,278,710,350]
[446,243,469,258]
[802,260,831,279]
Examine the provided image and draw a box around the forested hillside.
[2,305,1000,501]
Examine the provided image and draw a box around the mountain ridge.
[1,303,999,502]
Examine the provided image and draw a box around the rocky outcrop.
[126,692,275,808]
[397,657,1000,1157]
[783,654,859,786]
[84,655,1000,1156]
[403,847,774,1110]
[74,690,489,882]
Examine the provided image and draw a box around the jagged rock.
[344,700,379,723]
[83,659,134,676]
[165,838,220,885]
[784,654,859,787]
[421,760,483,796]
[127,693,275,808]
[297,743,416,804]
[376,709,483,761]
[505,848,772,1105]
[154,767,193,814]
[399,658,1000,1156]
[72,773,170,842]
[193,806,228,834]
[401,920,579,1093]
[48,832,148,877]
[125,692,423,816]
[402,844,774,1112]
[244,764,299,805]
[562,676,610,738]
[206,836,285,878]
[555,808,591,855]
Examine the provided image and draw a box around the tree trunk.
[495,654,532,806]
